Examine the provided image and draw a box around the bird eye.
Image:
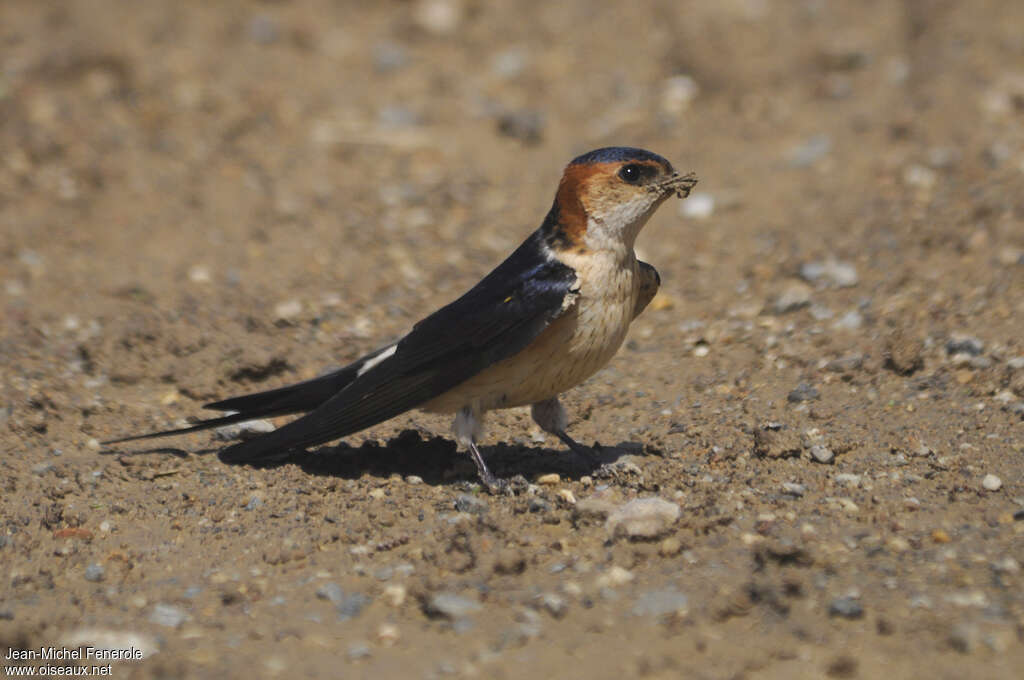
[618,164,643,184]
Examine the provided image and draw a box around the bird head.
[548,147,697,255]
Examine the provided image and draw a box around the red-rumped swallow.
[106,147,697,490]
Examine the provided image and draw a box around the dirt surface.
[3,1,1024,678]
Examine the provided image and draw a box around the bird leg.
[454,405,507,492]
[531,397,603,458]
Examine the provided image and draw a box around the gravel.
[606,497,681,539]
[83,564,104,582]
[981,474,1002,491]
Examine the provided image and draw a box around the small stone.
[83,564,105,582]
[660,74,699,115]
[828,597,863,619]
[595,566,634,588]
[528,498,551,514]
[946,334,984,356]
[659,537,683,557]
[336,593,370,621]
[810,444,835,464]
[680,192,714,220]
[273,300,302,321]
[405,475,424,485]
[376,623,400,646]
[536,473,560,485]
[788,383,820,403]
[316,582,344,605]
[800,259,859,288]
[574,497,616,522]
[782,482,806,497]
[982,474,1002,492]
[383,585,407,607]
[31,462,54,475]
[834,473,862,487]
[454,494,488,515]
[556,489,576,505]
[413,0,463,35]
[149,603,188,628]
[832,310,863,330]
[631,588,688,618]
[931,529,951,543]
[424,592,481,620]
[772,283,813,314]
[606,498,681,539]
[537,593,568,619]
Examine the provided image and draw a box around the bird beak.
[650,171,699,199]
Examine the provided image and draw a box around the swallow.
[106,147,698,490]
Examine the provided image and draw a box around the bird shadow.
[287,429,640,485]
[103,429,643,486]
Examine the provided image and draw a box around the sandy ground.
[2,1,1024,678]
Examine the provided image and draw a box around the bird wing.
[219,231,578,462]
[633,260,661,319]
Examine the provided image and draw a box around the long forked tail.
[102,361,365,446]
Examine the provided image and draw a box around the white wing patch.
[356,344,397,377]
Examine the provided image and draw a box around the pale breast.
[423,255,640,413]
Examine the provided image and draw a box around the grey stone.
[946,334,984,356]
[150,603,189,628]
[424,592,481,620]
[788,383,820,403]
[810,444,835,464]
[828,597,863,619]
[83,564,104,583]
[787,134,832,167]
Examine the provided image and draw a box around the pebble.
[376,623,400,646]
[405,475,424,485]
[316,582,344,605]
[810,444,835,464]
[828,597,863,619]
[946,334,984,356]
[788,383,820,403]
[659,537,683,557]
[631,587,688,618]
[149,603,188,628]
[528,497,552,514]
[1007,357,1024,371]
[413,0,463,35]
[595,566,634,588]
[832,310,864,330]
[787,134,832,167]
[453,494,488,515]
[982,474,1002,492]
[336,593,370,621]
[424,593,481,620]
[834,473,862,487]
[383,584,407,607]
[885,329,924,375]
[800,259,859,288]
[771,283,813,314]
[31,462,54,475]
[273,300,302,321]
[536,473,560,485]
[782,482,806,497]
[84,564,105,582]
[679,192,714,220]
[537,593,568,619]
[606,498,680,539]
[660,74,700,115]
